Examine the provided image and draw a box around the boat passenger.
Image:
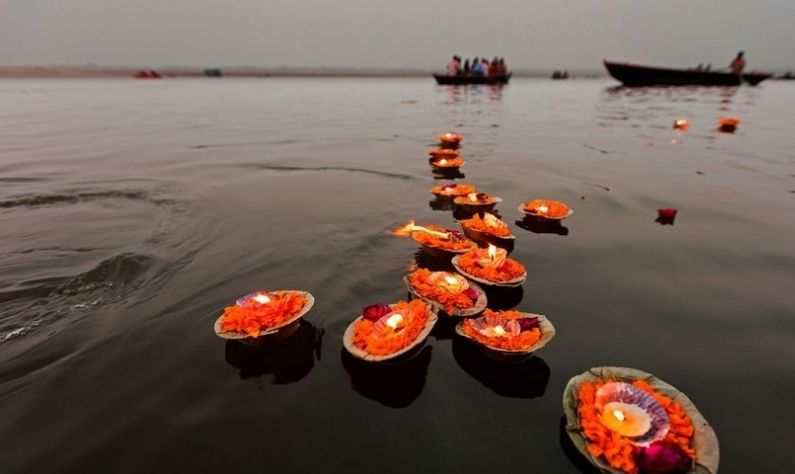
[730,51,746,74]
[471,57,481,75]
[488,57,501,76]
[447,55,461,76]
[463,59,470,74]
[499,58,508,75]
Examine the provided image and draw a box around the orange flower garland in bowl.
[459,212,515,240]
[428,148,459,159]
[438,132,463,146]
[453,192,503,212]
[394,220,477,254]
[430,183,476,197]
[214,290,314,339]
[452,245,526,287]
[404,268,487,316]
[430,157,465,169]
[343,299,438,361]
[563,367,720,474]
[519,199,574,220]
[456,309,556,354]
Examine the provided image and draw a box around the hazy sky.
[1,0,793,70]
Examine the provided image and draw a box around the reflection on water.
[483,286,524,311]
[429,197,455,211]
[341,345,432,408]
[440,84,505,105]
[224,320,322,382]
[452,337,550,398]
[412,249,457,272]
[432,168,466,180]
[515,216,570,236]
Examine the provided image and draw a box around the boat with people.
[604,60,771,86]
[434,74,511,85]
[435,55,511,85]
[134,70,162,79]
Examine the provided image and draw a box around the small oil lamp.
[437,273,468,293]
[467,193,478,203]
[493,325,507,337]
[438,158,448,166]
[673,119,690,131]
[536,205,549,215]
[478,244,506,268]
[718,117,741,133]
[385,313,405,330]
[439,132,463,145]
[600,402,653,438]
[237,291,273,308]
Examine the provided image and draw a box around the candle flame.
[385,313,404,329]
[393,220,450,239]
[252,294,271,304]
[438,159,448,166]
[487,244,497,260]
[493,325,506,336]
[444,275,459,285]
[613,410,625,422]
[537,205,549,214]
[483,212,499,226]
[467,193,478,202]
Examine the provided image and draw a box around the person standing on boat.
[488,57,500,76]
[730,51,746,74]
[447,55,461,75]
[463,59,470,75]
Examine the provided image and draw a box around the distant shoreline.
[0,66,606,79]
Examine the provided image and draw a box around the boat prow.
[603,60,771,86]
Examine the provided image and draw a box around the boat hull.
[604,60,770,86]
[434,74,511,85]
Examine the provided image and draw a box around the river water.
[1,78,793,473]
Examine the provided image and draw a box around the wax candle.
[600,402,652,437]
[385,313,404,330]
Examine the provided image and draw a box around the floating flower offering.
[430,157,465,169]
[519,199,574,220]
[452,244,526,287]
[673,119,691,131]
[453,192,502,210]
[430,183,476,197]
[563,367,719,474]
[343,299,438,361]
[459,212,514,239]
[428,148,459,159]
[214,290,315,339]
[456,309,555,354]
[657,208,678,225]
[394,220,477,254]
[404,268,486,316]
[438,132,463,146]
[717,117,740,133]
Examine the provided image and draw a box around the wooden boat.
[134,70,162,79]
[604,60,771,86]
[434,74,511,85]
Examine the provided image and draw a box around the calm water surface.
[1,78,794,473]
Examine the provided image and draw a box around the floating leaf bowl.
[403,274,487,317]
[459,221,516,245]
[455,312,556,355]
[213,290,315,340]
[451,255,527,288]
[562,366,720,474]
[342,302,439,362]
[518,201,574,221]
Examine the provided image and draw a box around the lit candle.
[438,159,448,166]
[385,313,404,330]
[493,325,506,336]
[537,205,549,214]
[438,273,467,293]
[467,193,478,202]
[488,244,497,262]
[483,212,499,227]
[252,293,271,305]
[600,402,652,437]
[673,119,690,131]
